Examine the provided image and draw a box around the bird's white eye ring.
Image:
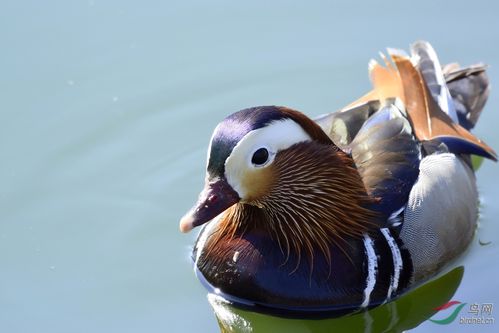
[251,147,269,166]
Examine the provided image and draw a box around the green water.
[1,1,498,332]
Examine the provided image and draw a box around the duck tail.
[444,63,489,130]
[340,41,496,161]
[410,41,490,130]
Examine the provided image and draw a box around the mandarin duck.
[179,41,496,318]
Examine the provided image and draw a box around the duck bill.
[179,179,240,233]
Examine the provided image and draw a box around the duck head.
[180,106,332,233]
[180,106,376,252]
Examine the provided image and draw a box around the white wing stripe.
[381,228,403,299]
[361,234,378,308]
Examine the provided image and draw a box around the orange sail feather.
[342,51,497,161]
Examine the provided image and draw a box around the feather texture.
[444,64,489,130]
[204,141,379,274]
[338,48,496,160]
[392,53,496,160]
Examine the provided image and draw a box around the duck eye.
[251,148,269,166]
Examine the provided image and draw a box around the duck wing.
[316,98,421,222]
[350,100,421,222]
[365,43,496,160]
[314,41,496,221]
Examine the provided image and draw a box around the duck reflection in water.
[210,266,464,333]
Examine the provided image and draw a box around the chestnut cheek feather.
[241,165,276,203]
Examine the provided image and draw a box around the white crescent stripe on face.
[380,228,403,300]
[224,118,311,199]
[361,234,378,308]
